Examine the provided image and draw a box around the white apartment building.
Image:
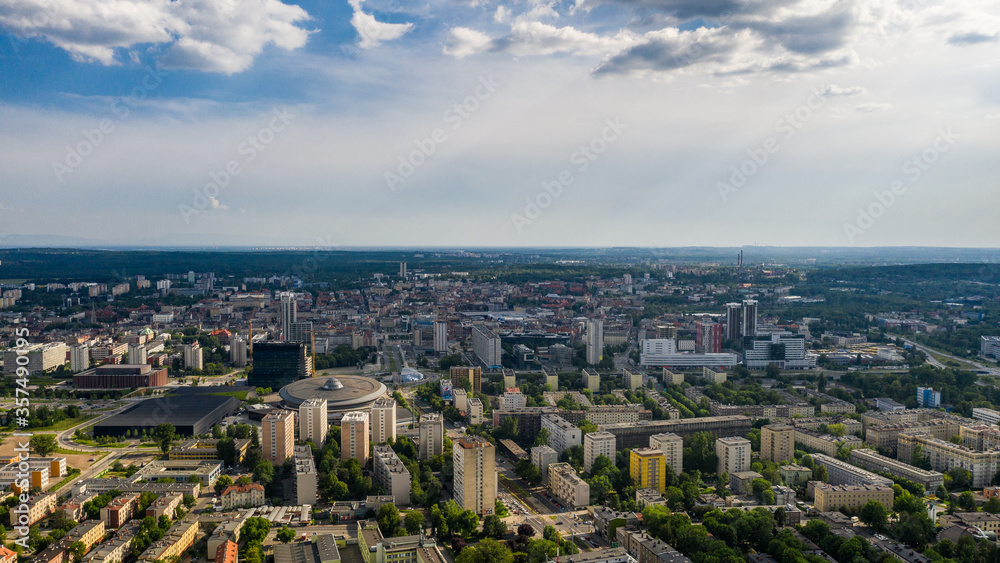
[502,388,527,409]
[472,325,501,368]
[549,463,590,508]
[299,398,328,446]
[715,437,751,476]
[419,414,444,460]
[373,445,411,505]
[586,320,604,365]
[542,414,582,454]
[371,397,397,445]
[584,432,616,473]
[649,433,684,473]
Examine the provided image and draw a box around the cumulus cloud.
[209,197,227,210]
[0,0,313,74]
[349,0,414,49]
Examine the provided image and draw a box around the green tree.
[216,437,238,467]
[716,472,730,498]
[30,434,58,457]
[859,500,889,532]
[982,497,1000,514]
[378,504,402,537]
[253,461,274,485]
[494,499,509,518]
[404,511,425,535]
[533,428,550,447]
[482,514,507,539]
[214,475,234,495]
[277,527,296,543]
[957,491,978,512]
[152,423,176,454]
[910,445,931,470]
[69,541,87,563]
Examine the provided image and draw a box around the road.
[894,336,999,375]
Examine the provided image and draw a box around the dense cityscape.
[0,249,998,563]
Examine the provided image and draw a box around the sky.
[0,0,998,248]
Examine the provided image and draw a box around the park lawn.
[926,349,979,371]
[49,468,82,492]
[210,390,250,400]
[31,414,97,432]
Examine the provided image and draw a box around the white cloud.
[444,27,494,58]
[351,9,414,49]
[856,102,891,112]
[0,0,312,74]
[209,197,227,210]
[494,6,510,24]
[820,84,867,97]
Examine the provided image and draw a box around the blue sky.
[1,0,999,248]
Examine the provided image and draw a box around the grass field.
[30,414,97,432]
[210,390,250,400]
[925,349,979,371]
[49,468,82,492]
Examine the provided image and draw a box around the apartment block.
[584,368,601,392]
[503,368,517,389]
[598,416,752,450]
[715,437,751,476]
[549,462,590,508]
[761,424,795,463]
[661,369,683,386]
[702,367,726,384]
[502,388,527,409]
[848,448,944,491]
[453,437,496,515]
[542,414,582,453]
[453,388,468,412]
[263,409,296,463]
[418,414,444,460]
[648,433,683,473]
[341,411,371,466]
[810,453,893,487]
[373,445,411,505]
[622,368,643,390]
[299,398,329,446]
[472,325,501,369]
[794,428,863,457]
[101,493,140,528]
[532,446,559,484]
[371,397,397,445]
[897,432,1000,488]
[294,445,318,506]
[973,407,1000,426]
[813,484,894,513]
[220,483,265,509]
[630,448,667,493]
[865,419,959,455]
[450,366,482,394]
[467,398,483,425]
[584,432,616,473]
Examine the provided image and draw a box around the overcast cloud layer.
[0,0,998,247]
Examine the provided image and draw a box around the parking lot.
[499,491,531,516]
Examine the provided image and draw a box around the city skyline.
[1,0,998,247]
